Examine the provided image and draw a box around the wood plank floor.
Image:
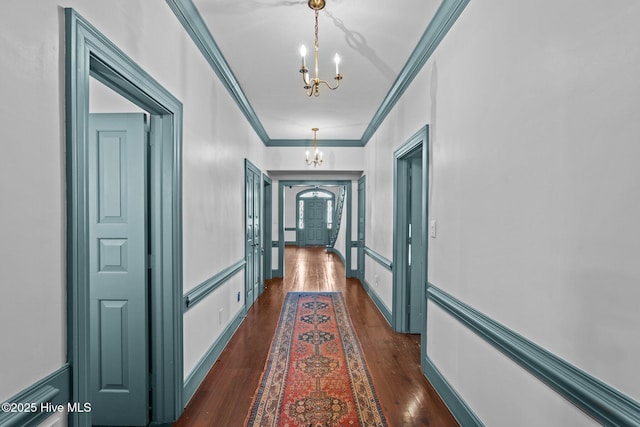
[173,247,458,427]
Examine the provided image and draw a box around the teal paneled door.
[252,170,261,304]
[408,157,424,333]
[245,161,262,308]
[88,113,149,426]
[357,177,366,282]
[304,199,328,246]
[245,170,255,306]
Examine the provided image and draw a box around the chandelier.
[299,0,342,97]
[305,128,323,167]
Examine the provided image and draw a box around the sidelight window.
[298,200,304,229]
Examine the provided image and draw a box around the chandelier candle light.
[306,128,323,167]
[299,0,342,97]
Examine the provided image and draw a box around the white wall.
[364,0,640,424]
[0,0,266,404]
[1,3,69,402]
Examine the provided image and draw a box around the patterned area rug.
[245,292,388,427]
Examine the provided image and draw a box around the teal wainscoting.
[426,284,640,427]
[0,365,71,427]
[182,259,247,406]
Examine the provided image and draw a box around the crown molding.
[267,139,364,147]
[165,0,270,144]
[360,0,470,144]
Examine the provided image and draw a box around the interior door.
[245,170,255,306]
[252,172,261,303]
[357,177,366,282]
[245,162,263,308]
[88,113,149,426]
[408,156,424,333]
[304,199,328,246]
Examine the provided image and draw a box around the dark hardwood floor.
[173,246,458,427]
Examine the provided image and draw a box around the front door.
[304,199,328,246]
[88,113,149,426]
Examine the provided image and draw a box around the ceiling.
[189,0,441,142]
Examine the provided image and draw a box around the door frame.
[65,9,183,425]
[392,126,429,334]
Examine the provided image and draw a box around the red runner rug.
[245,292,388,427]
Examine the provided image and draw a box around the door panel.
[89,113,149,426]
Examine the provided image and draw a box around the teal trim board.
[66,9,183,425]
[392,126,429,333]
[267,139,364,147]
[364,246,393,271]
[427,284,640,427]
[184,259,246,311]
[183,310,244,406]
[0,365,71,427]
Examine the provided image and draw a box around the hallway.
[174,247,457,426]
[2,3,639,426]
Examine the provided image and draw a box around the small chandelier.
[299,0,342,97]
[305,128,323,167]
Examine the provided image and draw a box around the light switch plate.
[430,220,436,238]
